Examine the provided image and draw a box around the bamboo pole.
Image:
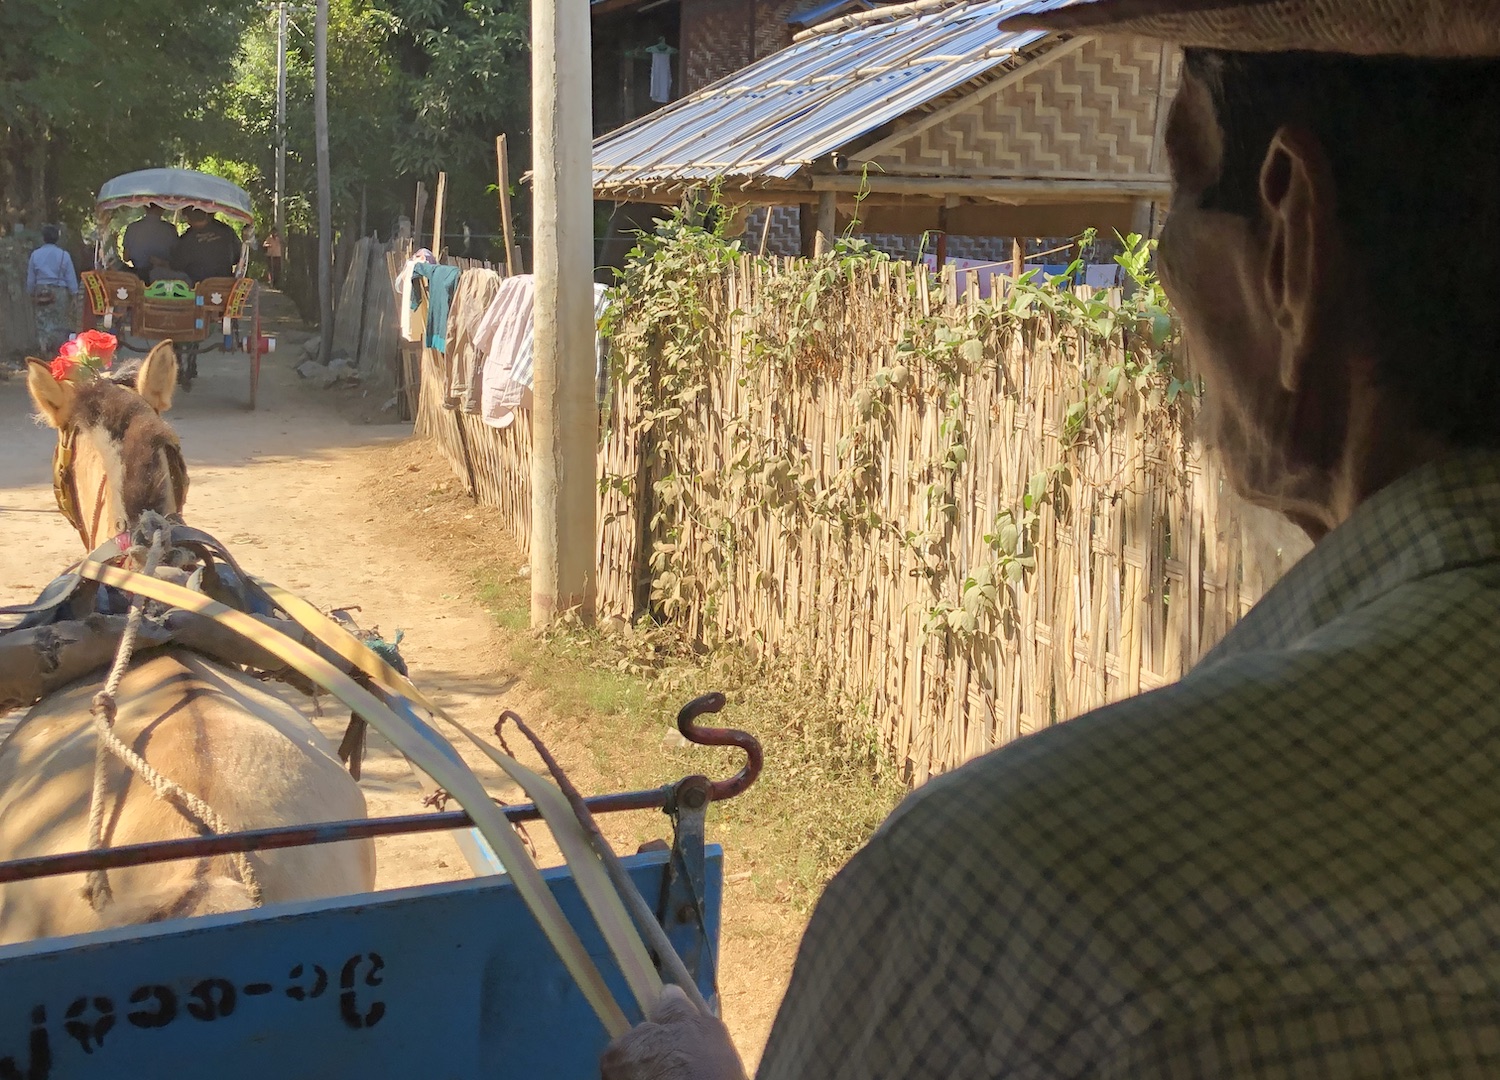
[431,172,449,259]
[497,135,517,276]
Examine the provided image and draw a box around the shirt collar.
[1198,449,1500,667]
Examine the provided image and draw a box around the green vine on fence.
[601,206,1191,644]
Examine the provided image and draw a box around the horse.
[0,342,375,944]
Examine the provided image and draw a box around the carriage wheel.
[249,284,261,410]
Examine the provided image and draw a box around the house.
[591,0,1179,263]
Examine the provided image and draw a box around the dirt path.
[0,299,794,1066]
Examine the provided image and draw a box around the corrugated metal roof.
[785,0,876,29]
[592,0,1076,190]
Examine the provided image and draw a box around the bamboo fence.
[412,257,1308,779]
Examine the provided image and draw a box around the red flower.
[77,330,117,367]
[49,355,76,381]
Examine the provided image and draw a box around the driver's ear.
[1258,124,1337,394]
[137,341,177,413]
[26,359,75,428]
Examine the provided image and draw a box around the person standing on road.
[264,228,284,288]
[600,1,1500,1077]
[26,224,78,357]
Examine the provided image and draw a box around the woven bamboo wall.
[860,35,1181,180]
[411,258,1308,779]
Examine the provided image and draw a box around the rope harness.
[81,522,263,912]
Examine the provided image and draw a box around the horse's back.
[0,650,374,944]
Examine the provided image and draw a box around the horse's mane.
[70,371,188,522]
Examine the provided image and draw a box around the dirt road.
[0,301,794,1066]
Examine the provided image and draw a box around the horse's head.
[26,341,189,551]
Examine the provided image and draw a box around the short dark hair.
[41,224,59,244]
[1187,48,1500,447]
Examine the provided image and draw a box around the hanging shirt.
[395,249,436,342]
[411,263,461,353]
[649,48,674,103]
[443,267,504,412]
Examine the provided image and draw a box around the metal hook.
[676,692,763,802]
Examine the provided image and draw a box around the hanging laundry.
[474,276,537,430]
[443,268,505,413]
[646,39,677,104]
[412,262,461,353]
[509,284,610,390]
[470,277,612,430]
[394,248,436,343]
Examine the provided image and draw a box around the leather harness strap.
[54,429,186,552]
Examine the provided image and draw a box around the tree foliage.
[0,0,249,223]
[2,0,532,252]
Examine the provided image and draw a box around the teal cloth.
[412,263,460,353]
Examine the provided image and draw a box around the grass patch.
[482,580,907,912]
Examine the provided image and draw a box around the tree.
[0,0,250,225]
[380,0,532,253]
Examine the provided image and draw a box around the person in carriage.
[121,202,179,283]
[171,207,240,284]
[602,0,1500,1077]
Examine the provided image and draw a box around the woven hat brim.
[996,0,1500,57]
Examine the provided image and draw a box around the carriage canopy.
[95,169,254,226]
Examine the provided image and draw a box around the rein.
[53,426,187,552]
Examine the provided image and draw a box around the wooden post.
[431,172,449,258]
[496,135,517,276]
[814,190,836,256]
[314,0,333,367]
[934,205,949,270]
[413,182,428,250]
[1130,198,1155,240]
[1011,236,1024,279]
[530,0,597,625]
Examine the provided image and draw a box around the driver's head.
[184,208,208,227]
[1000,0,1500,535]
[145,203,165,217]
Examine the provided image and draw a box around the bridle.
[52,426,110,550]
[52,422,190,551]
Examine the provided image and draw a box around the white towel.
[650,50,673,104]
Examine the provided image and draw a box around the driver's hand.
[600,984,748,1080]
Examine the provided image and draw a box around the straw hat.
[995,0,1500,57]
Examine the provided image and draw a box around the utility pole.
[314,0,333,363]
[530,0,596,625]
[274,2,288,240]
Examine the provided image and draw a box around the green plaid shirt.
[758,451,1500,1079]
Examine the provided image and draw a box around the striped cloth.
[507,282,610,391]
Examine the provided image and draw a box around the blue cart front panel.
[0,847,722,1080]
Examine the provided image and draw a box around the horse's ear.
[137,341,177,414]
[26,358,75,429]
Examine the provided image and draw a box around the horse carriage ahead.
[0,346,756,1077]
[79,169,267,407]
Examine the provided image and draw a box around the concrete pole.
[274,2,288,240]
[314,0,333,363]
[530,0,597,625]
